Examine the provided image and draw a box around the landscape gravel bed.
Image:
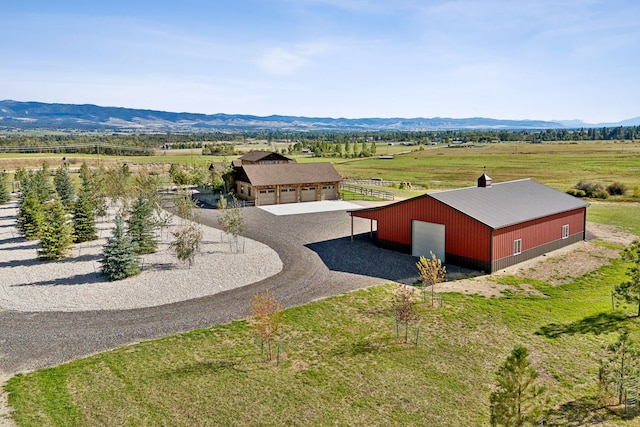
[0,201,282,312]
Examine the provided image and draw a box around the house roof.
[351,178,589,229]
[240,163,342,187]
[238,151,292,163]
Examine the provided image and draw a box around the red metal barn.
[349,175,589,273]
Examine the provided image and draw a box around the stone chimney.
[478,173,492,188]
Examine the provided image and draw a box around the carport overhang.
[348,209,379,242]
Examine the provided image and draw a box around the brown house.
[349,175,589,273]
[233,151,342,205]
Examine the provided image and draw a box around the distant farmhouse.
[233,151,342,206]
[349,175,589,273]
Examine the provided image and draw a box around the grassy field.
[2,140,639,193]
[5,259,639,426]
[588,202,640,235]
[332,141,640,192]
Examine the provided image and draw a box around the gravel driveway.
[0,204,420,374]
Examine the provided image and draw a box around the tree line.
[0,125,638,154]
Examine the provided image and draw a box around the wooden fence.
[339,183,395,201]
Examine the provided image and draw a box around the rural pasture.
[2,140,640,426]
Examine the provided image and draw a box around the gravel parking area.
[0,201,282,312]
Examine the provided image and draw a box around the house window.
[248,186,252,197]
[240,185,245,194]
[513,239,522,255]
[562,224,569,239]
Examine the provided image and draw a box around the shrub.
[634,187,640,199]
[592,188,609,199]
[606,182,628,196]
[574,180,606,198]
[566,189,586,197]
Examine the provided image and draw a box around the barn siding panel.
[353,196,492,264]
[492,208,586,260]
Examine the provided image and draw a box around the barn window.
[562,224,569,239]
[513,239,522,255]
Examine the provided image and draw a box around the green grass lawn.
[588,202,640,236]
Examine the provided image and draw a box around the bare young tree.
[248,290,284,361]
[392,284,420,344]
[416,251,446,307]
[218,196,247,253]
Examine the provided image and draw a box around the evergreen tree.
[598,328,640,405]
[80,163,108,218]
[72,190,98,243]
[38,198,75,260]
[490,345,546,427]
[31,167,54,204]
[614,240,640,316]
[16,191,44,240]
[53,165,76,210]
[127,193,158,254]
[101,215,140,281]
[0,170,10,204]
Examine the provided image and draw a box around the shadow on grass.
[536,311,629,339]
[546,396,640,426]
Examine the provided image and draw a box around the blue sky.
[1,0,638,122]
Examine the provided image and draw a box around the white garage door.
[258,189,277,205]
[280,187,297,204]
[301,186,317,202]
[411,220,445,261]
[321,185,337,200]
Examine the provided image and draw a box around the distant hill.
[0,100,635,132]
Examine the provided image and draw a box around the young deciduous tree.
[127,193,158,255]
[248,289,284,361]
[169,223,203,268]
[599,328,640,405]
[416,251,446,307]
[392,284,420,343]
[38,198,75,261]
[218,197,247,253]
[101,215,140,281]
[490,345,546,427]
[53,165,75,210]
[614,240,640,316]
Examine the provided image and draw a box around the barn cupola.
[478,173,492,188]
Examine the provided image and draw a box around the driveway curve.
[0,206,419,374]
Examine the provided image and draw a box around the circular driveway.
[0,205,419,374]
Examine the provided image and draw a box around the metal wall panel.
[492,208,586,260]
[354,196,492,263]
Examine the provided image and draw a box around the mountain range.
[1,100,638,133]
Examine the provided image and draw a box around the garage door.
[321,185,337,200]
[258,189,277,205]
[301,186,317,202]
[411,221,445,261]
[280,187,297,204]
